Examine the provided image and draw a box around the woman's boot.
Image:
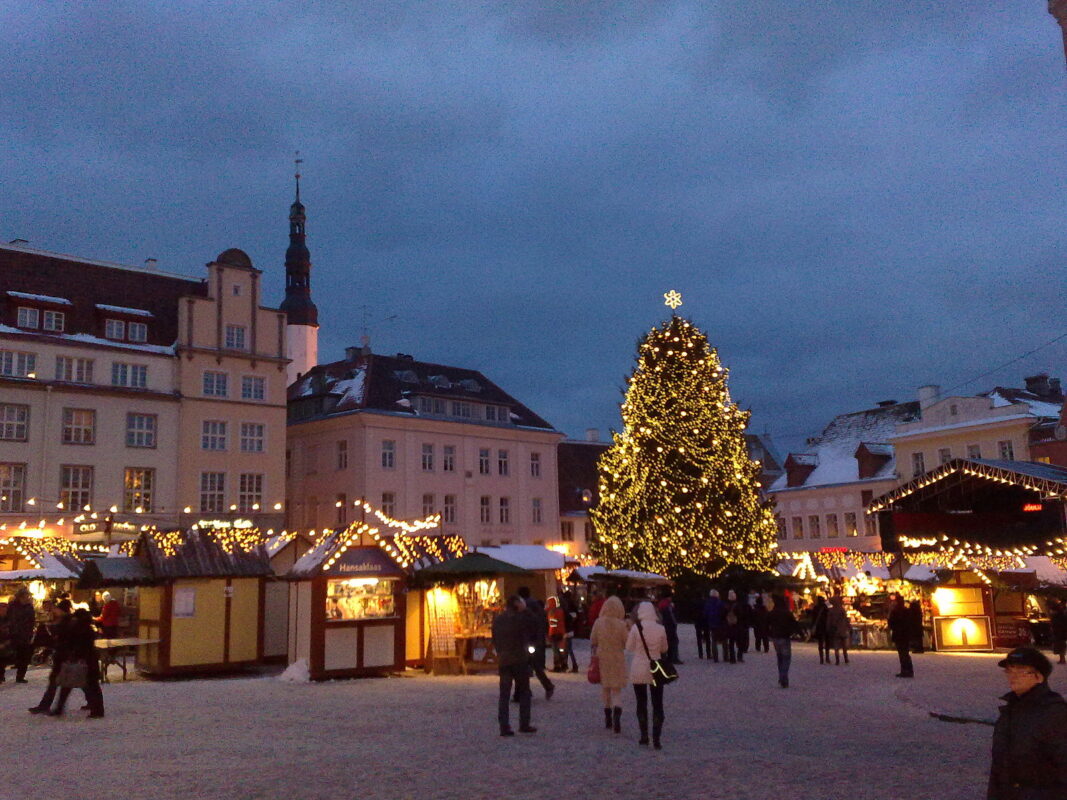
[604,708,612,729]
[835,653,840,665]
[652,715,664,750]
[613,706,622,734]
[636,709,649,745]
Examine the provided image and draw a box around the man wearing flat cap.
[988,646,1067,799]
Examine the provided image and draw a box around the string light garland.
[590,308,777,577]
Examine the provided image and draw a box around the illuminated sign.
[195,519,254,530]
[75,521,138,535]
[1022,503,1043,512]
[819,547,847,553]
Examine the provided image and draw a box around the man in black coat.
[988,647,1067,799]
[887,594,914,678]
[516,586,554,700]
[5,588,36,683]
[492,596,536,736]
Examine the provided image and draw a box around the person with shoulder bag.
[624,601,671,749]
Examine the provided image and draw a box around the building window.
[967,444,981,459]
[240,422,264,453]
[60,465,93,510]
[480,496,492,524]
[443,495,457,524]
[0,463,26,511]
[791,516,803,539]
[55,356,93,383]
[826,513,839,538]
[201,420,227,451]
[381,440,395,469]
[105,319,126,340]
[864,513,878,538]
[241,376,265,401]
[112,363,147,388]
[998,440,1014,460]
[0,350,36,378]
[200,472,226,513]
[938,447,952,465]
[16,307,39,328]
[225,325,247,350]
[776,516,787,540]
[123,467,154,512]
[442,445,455,472]
[532,497,543,524]
[530,452,541,478]
[203,371,228,397]
[62,408,95,444]
[499,497,510,524]
[336,440,348,470]
[561,521,574,542]
[485,406,497,421]
[498,450,509,476]
[451,401,473,418]
[808,515,821,539]
[126,413,157,448]
[127,322,148,342]
[845,512,858,537]
[232,284,241,296]
[0,404,29,441]
[422,443,434,471]
[911,452,925,477]
[381,491,396,517]
[422,493,435,517]
[584,521,594,542]
[478,448,490,475]
[42,310,65,332]
[336,493,347,526]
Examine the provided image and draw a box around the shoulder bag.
[587,653,601,684]
[636,622,678,687]
[57,659,88,689]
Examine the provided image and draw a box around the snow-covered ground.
[3,628,1032,800]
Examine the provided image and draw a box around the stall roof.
[77,557,155,588]
[289,526,466,579]
[475,545,565,572]
[137,529,271,579]
[1001,556,1067,586]
[566,565,671,586]
[415,552,532,580]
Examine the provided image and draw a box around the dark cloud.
[2,1,1064,449]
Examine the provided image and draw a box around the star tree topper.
[663,289,683,310]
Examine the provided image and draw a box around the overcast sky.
[2,3,1065,451]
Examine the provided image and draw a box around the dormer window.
[394,370,419,384]
[105,319,126,340]
[42,310,65,332]
[16,307,39,329]
[128,322,147,342]
[429,375,452,389]
[459,378,481,393]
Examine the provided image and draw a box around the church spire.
[281,153,319,384]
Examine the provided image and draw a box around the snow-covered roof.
[0,324,177,356]
[1001,556,1067,586]
[95,303,154,318]
[332,368,367,410]
[859,442,893,457]
[7,290,72,305]
[475,545,565,571]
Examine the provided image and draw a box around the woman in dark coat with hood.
[811,596,830,665]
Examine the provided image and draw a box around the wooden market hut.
[262,531,317,663]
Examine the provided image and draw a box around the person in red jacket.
[94,592,122,639]
[545,596,566,672]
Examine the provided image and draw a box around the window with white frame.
[203,371,228,397]
[42,310,65,332]
[485,405,497,421]
[225,325,247,350]
[499,496,510,524]
[201,420,227,451]
[0,350,36,377]
[60,465,93,510]
[451,401,473,418]
[381,491,396,517]
[241,376,265,401]
[845,512,858,537]
[826,513,839,538]
[561,521,574,542]
[55,356,93,383]
[530,452,541,478]
[336,440,348,470]
[532,497,543,524]
[62,408,95,444]
[0,404,28,441]
[126,413,157,448]
[776,516,787,540]
[240,422,264,453]
[911,452,925,477]
[864,513,878,538]
[792,516,804,539]
[0,463,26,511]
[478,448,490,475]
[199,472,225,512]
[938,447,952,465]
[381,440,395,469]
[123,467,154,512]
[422,493,435,517]
[105,319,126,340]
[127,322,148,342]
[238,473,263,512]
[998,440,1015,460]
[16,307,38,328]
[111,363,147,388]
[498,449,509,476]
[442,445,455,472]
[421,443,434,471]
[443,494,457,524]
[480,495,491,524]
[808,515,821,538]
[967,444,982,459]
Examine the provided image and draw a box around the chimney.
[344,346,360,361]
[585,428,600,443]
[784,454,817,488]
[876,400,897,408]
[360,334,371,356]
[1025,373,1052,398]
[1049,378,1062,398]
[144,258,158,269]
[917,385,940,410]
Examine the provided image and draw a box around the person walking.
[48,609,104,718]
[656,587,682,665]
[734,591,751,661]
[722,590,743,664]
[492,595,536,736]
[590,595,629,733]
[752,595,770,654]
[6,588,36,683]
[826,594,851,665]
[561,591,580,673]
[704,589,724,663]
[767,594,800,688]
[988,647,1067,799]
[625,601,669,748]
[888,594,914,678]
[545,595,567,672]
[812,596,831,665]
[692,593,711,660]
[516,587,554,700]
[1050,600,1067,665]
[28,600,74,714]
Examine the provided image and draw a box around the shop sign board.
[329,547,406,578]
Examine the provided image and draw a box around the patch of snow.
[477,545,565,571]
[6,291,72,305]
[0,324,175,354]
[278,659,310,683]
[95,303,154,318]
[395,398,411,407]
[331,368,366,409]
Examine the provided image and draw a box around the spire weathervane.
[294,150,303,202]
[663,289,683,310]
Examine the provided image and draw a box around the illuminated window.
[0,463,26,511]
[0,350,36,377]
[123,468,154,512]
[200,472,226,513]
[844,512,858,537]
[62,408,95,444]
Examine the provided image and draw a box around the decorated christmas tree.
[590,291,778,577]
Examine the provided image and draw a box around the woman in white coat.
[625,600,669,748]
[589,595,629,733]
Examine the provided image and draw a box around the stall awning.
[475,545,566,572]
[415,552,532,581]
[77,557,154,588]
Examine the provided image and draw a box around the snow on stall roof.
[476,545,565,571]
[1001,556,1067,586]
[95,303,154,318]
[7,290,72,305]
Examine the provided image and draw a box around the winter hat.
[998,647,1052,678]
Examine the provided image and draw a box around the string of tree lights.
[590,291,778,577]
